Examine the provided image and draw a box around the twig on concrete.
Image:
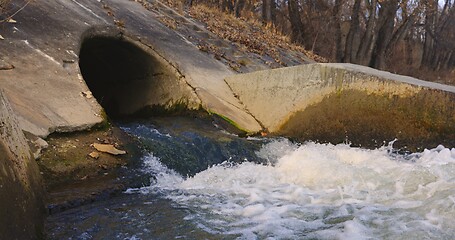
[0,0,33,23]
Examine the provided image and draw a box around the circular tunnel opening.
[79,33,183,118]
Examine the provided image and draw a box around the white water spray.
[130,140,455,239]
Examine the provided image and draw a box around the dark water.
[119,116,268,177]
[45,116,268,239]
[45,116,455,239]
[46,192,225,239]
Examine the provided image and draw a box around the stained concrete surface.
[0,90,46,239]
[0,0,264,138]
[225,63,455,149]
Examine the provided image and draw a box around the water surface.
[46,117,455,239]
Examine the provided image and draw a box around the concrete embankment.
[2,2,452,150]
[226,63,455,149]
[0,91,46,239]
[0,1,264,238]
[1,0,455,238]
[0,0,262,138]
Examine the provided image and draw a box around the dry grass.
[387,62,455,86]
[401,67,455,86]
[180,3,453,85]
[0,0,10,14]
[158,15,178,29]
[188,4,327,64]
[387,45,455,86]
[160,0,185,14]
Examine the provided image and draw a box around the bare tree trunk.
[356,0,378,65]
[448,51,455,69]
[344,0,361,63]
[422,0,437,67]
[288,0,305,43]
[220,0,234,13]
[384,4,422,59]
[370,0,399,69]
[405,34,414,65]
[333,0,344,62]
[440,51,453,70]
[234,0,245,17]
[262,0,276,24]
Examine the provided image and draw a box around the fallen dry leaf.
[188,5,327,65]
[0,59,14,70]
[98,164,108,170]
[92,143,126,155]
[88,151,100,159]
[81,91,93,99]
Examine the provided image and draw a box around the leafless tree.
[288,0,305,43]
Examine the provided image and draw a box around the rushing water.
[46,117,455,239]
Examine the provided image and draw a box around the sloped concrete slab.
[226,63,455,148]
[102,0,262,132]
[0,0,108,137]
[0,0,262,137]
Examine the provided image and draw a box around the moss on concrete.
[132,99,201,117]
[207,111,251,136]
[37,126,138,190]
[0,142,46,239]
[0,91,46,239]
[278,88,455,151]
[94,109,111,131]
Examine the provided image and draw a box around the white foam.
[135,141,455,239]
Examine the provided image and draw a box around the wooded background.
[188,0,455,83]
[2,0,454,83]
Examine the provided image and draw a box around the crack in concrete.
[22,40,61,66]
[71,0,109,24]
[223,78,267,131]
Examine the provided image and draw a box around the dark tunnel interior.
[79,36,159,118]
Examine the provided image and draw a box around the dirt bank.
[37,124,143,214]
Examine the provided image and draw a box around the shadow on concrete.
[79,34,154,117]
[79,28,188,118]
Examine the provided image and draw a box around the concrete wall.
[226,63,455,149]
[0,90,46,239]
[0,0,262,137]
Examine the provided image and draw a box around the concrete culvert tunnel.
[78,31,198,118]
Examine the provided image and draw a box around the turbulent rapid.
[46,118,455,239]
[129,138,455,239]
